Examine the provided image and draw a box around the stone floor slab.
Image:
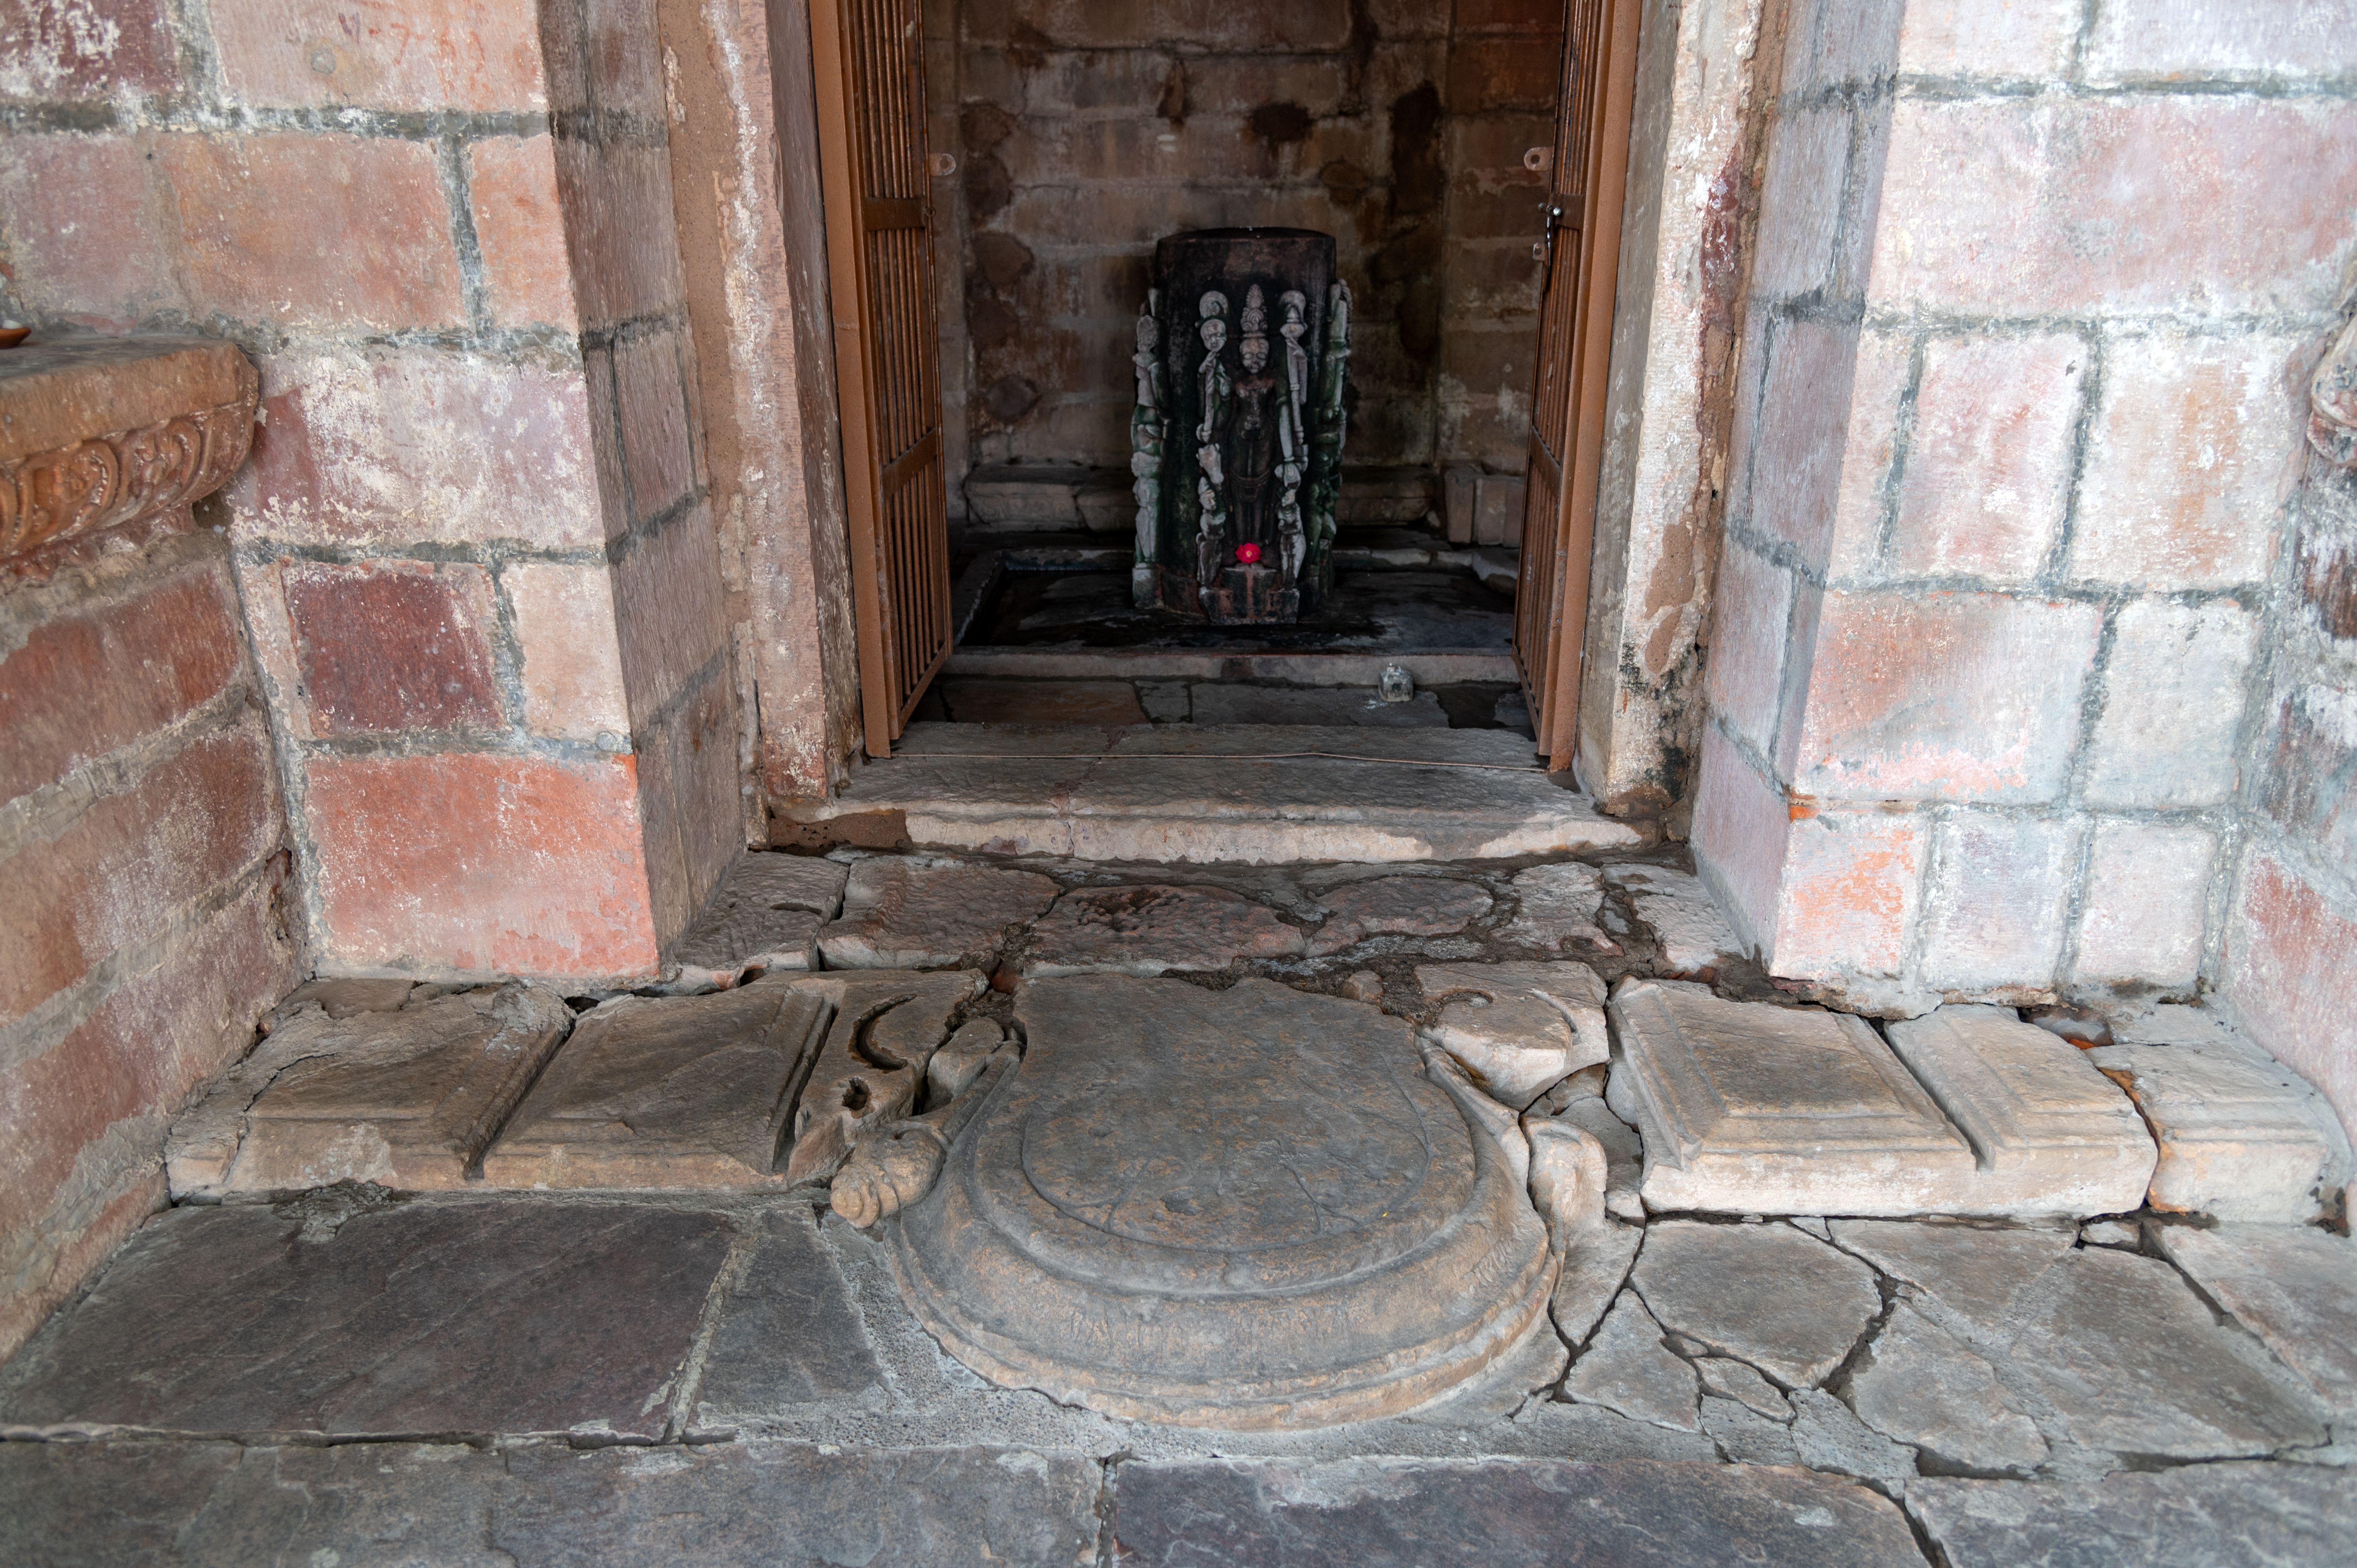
[1565,1289,1699,1432]
[495,1442,1104,1567]
[0,1440,502,1568]
[817,860,1060,969]
[1021,884,1306,977]
[1909,1461,2357,1568]
[691,1205,887,1431]
[1885,1006,2156,1217]
[1826,1220,2073,1338]
[1306,874,1492,955]
[2152,1223,2357,1421]
[1846,1303,2048,1475]
[1110,1457,1927,1567]
[1631,1220,1882,1391]
[1604,864,1744,975]
[1186,683,1448,727]
[1550,1220,1641,1349]
[942,676,1149,726]
[169,981,572,1197]
[2085,1041,2353,1222]
[0,1200,734,1439]
[2002,1247,2327,1458]
[1789,1387,1919,1494]
[1417,961,1608,1106]
[1611,982,1978,1215]
[669,851,850,984]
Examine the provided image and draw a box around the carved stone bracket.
[2310,314,2357,470]
[0,336,260,570]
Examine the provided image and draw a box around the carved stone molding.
[0,336,260,567]
[2311,314,2357,470]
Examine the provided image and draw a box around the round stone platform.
[889,975,1557,1429]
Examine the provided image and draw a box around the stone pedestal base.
[1201,563,1299,624]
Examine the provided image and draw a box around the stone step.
[940,647,1519,683]
[792,724,1636,863]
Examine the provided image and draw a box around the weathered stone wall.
[0,0,749,983]
[1691,0,2357,1081]
[931,0,1562,493]
[0,530,300,1361]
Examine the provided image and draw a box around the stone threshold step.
[941,648,1519,684]
[788,724,1639,862]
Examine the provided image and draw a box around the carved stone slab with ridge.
[1609,980,1977,1216]
[888,975,1557,1429]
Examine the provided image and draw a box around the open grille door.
[811,0,951,757]
[1514,0,1640,775]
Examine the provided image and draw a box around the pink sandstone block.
[2223,852,2357,1159]
[2074,821,2216,990]
[1691,725,1792,954]
[1704,541,1796,756]
[211,0,550,111]
[1918,812,2078,995]
[1887,332,2084,584]
[504,562,632,741]
[2084,599,2260,809]
[1770,807,1925,982]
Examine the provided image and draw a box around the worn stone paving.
[4,845,2354,1564]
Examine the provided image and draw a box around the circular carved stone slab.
[889,976,1557,1428]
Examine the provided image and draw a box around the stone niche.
[1131,229,1352,623]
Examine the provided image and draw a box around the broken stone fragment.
[1305,875,1492,955]
[1498,862,1617,952]
[1843,1302,2048,1475]
[666,852,851,989]
[1524,1117,1606,1250]
[925,1017,1004,1108]
[782,971,990,1185]
[1883,1005,2157,1217]
[1551,1222,1642,1349]
[273,976,416,1021]
[1529,1061,1608,1114]
[1422,1040,1529,1186]
[2084,1039,2353,1223]
[1551,1094,1647,1223]
[1602,865,1743,975]
[1695,1356,1791,1422]
[1610,980,1978,1216]
[167,981,574,1197]
[1787,1388,1917,1494]
[1631,1220,1881,1391]
[1020,883,1304,977]
[1565,1290,1699,1432]
[1825,1220,2072,1338]
[1340,969,1384,1004]
[1417,960,1608,1107]
[816,860,1058,970]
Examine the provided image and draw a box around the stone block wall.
[931,0,1562,491]
[0,531,299,1361]
[1692,0,2357,1132]
[0,0,749,984]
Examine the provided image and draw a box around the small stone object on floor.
[1530,1061,1608,1113]
[1548,1093,1646,1222]
[816,859,1059,970]
[668,852,852,988]
[0,1202,735,1440]
[166,981,573,1197]
[1910,1459,2357,1568]
[1340,969,1384,1003]
[2023,1002,2113,1046]
[2004,1247,2327,1458]
[1695,1356,1791,1421]
[1827,1220,2072,1337]
[1843,1303,2048,1475]
[1417,960,1607,1106]
[2081,1217,2143,1248]
[1021,883,1306,976]
[926,1017,1004,1107]
[1525,1118,1607,1250]
[1187,682,1448,727]
[1631,1220,1881,1391]
[1306,874,1493,955]
[1884,1005,2157,1216]
[2084,1039,2353,1223]
[1610,980,1978,1216]
[1499,862,1617,952]
[1551,1222,1642,1349]
[1603,865,1743,975]
[1565,1290,1700,1432]
[2153,1222,2357,1422]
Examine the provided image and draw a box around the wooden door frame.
[1518,0,1642,776]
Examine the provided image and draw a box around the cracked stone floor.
[4,842,2353,1565]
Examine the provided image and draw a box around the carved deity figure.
[1193,292,1233,586]
[1129,292,1165,567]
